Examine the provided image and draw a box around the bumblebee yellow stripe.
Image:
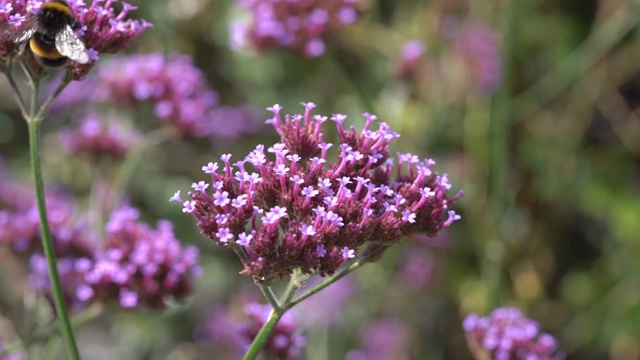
[29,38,65,59]
[41,1,71,16]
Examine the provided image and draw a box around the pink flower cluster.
[173,102,462,282]
[0,173,201,311]
[453,24,502,93]
[463,307,565,360]
[231,0,363,57]
[59,113,139,161]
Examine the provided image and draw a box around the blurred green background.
[2,0,640,359]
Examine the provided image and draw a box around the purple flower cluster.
[295,274,354,326]
[95,53,219,137]
[398,247,435,292]
[345,318,412,360]
[453,24,502,93]
[196,302,306,359]
[394,40,427,80]
[0,189,93,256]
[28,205,201,310]
[231,0,363,57]
[59,113,139,161]
[174,102,462,282]
[55,53,239,138]
[463,307,565,360]
[0,0,151,78]
[0,179,201,311]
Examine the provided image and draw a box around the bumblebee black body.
[29,0,75,67]
[30,32,68,67]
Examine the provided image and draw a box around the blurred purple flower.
[96,53,219,137]
[294,274,354,326]
[232,0,364,57]
[398,248,435,292]
[394,40,427,80]
[0,188,96,257]
[463,307,565,360]
[194,307,246,358]
[346,318,412,360]
[0,0,151,78]
[54,53,262,139]
[452,24,502,94]
[0,178,201,311]
[174,102,463,282]
[209,104,265,141]
[59,113,140,161]
[196,302,306,359]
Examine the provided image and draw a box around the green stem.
[243,273,302,360]
[27,121,81,360]
[242,308,287,360]
[258,284,281,313]
[3,67,29,118]
[34,74,71,121]
[289,245,387,308]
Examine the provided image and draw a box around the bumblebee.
[2,0,89,67]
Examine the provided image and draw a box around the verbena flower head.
[231,0,364,57]
[0,0,151,78]
[175,103,463,282]
[0,188,94,256]
[0,178,201,311]
[67,0,152,79]
[452,23,502,94]
[398,247,435,292]
[295,274,354,326]
[463,307,565,360]
[394,39,427,80]
[59,113,139,161]
[346,318,412,360]
[97,53,219,137]
[28,205,202,311]
[55,53,230,138]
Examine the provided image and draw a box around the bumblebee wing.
[0,16,39,43]
[55,24,89,64]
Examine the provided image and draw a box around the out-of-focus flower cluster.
[0,0,151,79]
[54,52,262,139]
[393,22,501,95]
[295,274,354,327]
[174,102,463,282]
[452,24,502,94]
[0,170,201,311]
[394,40,427,80]
[93,53,219,137]
[196,302,306,359]
[345,318,412,360]
[231,0,364,57]
[463,307,565,360]
[59,113,139,161]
